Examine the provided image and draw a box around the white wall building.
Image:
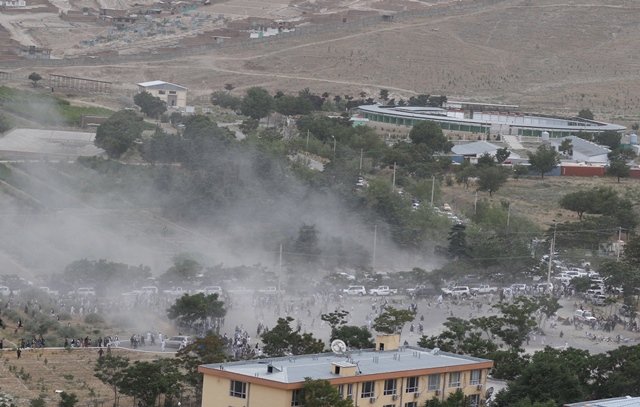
[137,80,188,109]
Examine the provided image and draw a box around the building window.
[405,376,419,393]
[169,91,176,94]
[383,405,396,407]
[449,372,461,388]
[347,384,353,399]
[361,381,375,398]
[158,90,166,95]
[468,394,480,407]
[229,380,247,398]
[384,379,397,395]
[404,403,417,407]
[337,384,344,399]
[427,374,440,391]
[291,389,303,406]
[470,370,481,385]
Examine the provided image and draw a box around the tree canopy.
[166,293,226,333]
[409,121,453,153]
[527,144,559,178]
[94,110,144,158]
[261,317,325,356]
[373,307,416,334]
[133,91,167,118]
[476,166,509,196]
[240,87,274,120]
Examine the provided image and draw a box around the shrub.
[84,313,104,324]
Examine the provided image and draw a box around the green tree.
[607,158,630,182]
[0,113,12,133]
[94,355,129,407]
[448,224,468,259]
[418,316,498,357]
[28,72,42,87]
[570,276,592,293]
[29,396,46,407]
[175,334,227,403]
[261,317,324,356]
[94,110,144,158]
[331,325,374,349]
[58,392,78,407]
[166,293,226,332]
[425,389,471,407]
[527,144,559,179]
[495,147,511,164]
[373,307,416,334]
[591,345,640,399]
[210,91,242,110]
[409,121,452,153]
[491,297,540,350]
[577,108,594,120]
[133,91,167,118]
[275,95,314,116]
[320,309,349,330]
[454,161,476,188]
[512,164,529,179]
[291,224,321,264]
[476,166,508,196]
[558,139,573,156]
[494,347,591,406]
[301,378,353,407]
[594,131,621,150]
[240,87,274,120]
[119,360,182,407]
[379,89,389,101]
[476,153,495,167]
[559,190,593,220]
[224,83,234,92]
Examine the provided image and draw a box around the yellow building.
[136,80,188,109]
[198,335,493,407]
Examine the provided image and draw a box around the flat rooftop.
[201,347,492,384]
[0,128,103,158]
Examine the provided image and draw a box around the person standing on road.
[161,338,166,352]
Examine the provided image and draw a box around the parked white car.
[343,286,366,295]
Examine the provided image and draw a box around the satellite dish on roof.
[331,339,347,355]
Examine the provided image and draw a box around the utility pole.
[547,221,557,287]
[430,175,435,206]
[474,191,478,215]
[506,202,511,231]
[359,148,364,171]
[372,225,377,270]
[332,136,336,159]
[617,226,622,261]
[278,243,283,291]
[392,162,397,190]
[306,130,310,149]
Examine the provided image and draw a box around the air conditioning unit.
[414,392,421,399]
[476,384,483,390]
[435,390,441,396]
[392,394,398,401]
[369,397,376,404]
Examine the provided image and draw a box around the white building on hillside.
[137,80,188,109]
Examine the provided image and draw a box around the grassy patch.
[0,86,113,127]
